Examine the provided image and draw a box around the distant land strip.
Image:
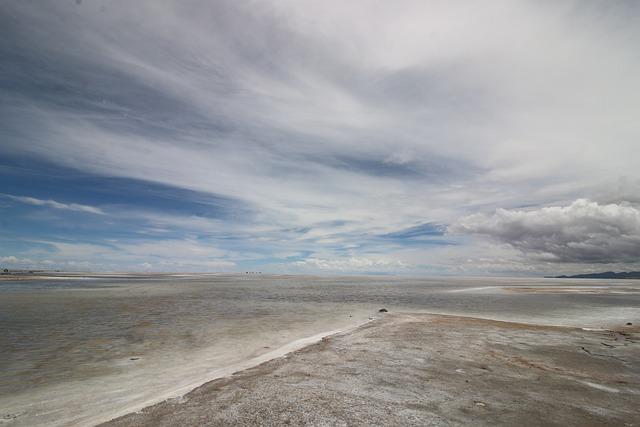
[549,271,640,279]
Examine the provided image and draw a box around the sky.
[1,1,639,275]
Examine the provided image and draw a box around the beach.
[2,275,639,426]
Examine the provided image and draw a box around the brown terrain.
[102,313,640,426]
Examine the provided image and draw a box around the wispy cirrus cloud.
[4,194,105,215]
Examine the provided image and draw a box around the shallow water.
[1,274,638,426]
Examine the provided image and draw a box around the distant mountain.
[550,271,640,279]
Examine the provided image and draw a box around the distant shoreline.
[548,271,640,279]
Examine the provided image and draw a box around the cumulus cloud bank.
[453,199,640,264]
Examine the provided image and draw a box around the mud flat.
[103,313,640,426]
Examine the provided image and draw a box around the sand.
[102,313,640,426]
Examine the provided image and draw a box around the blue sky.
[1,1,639,275]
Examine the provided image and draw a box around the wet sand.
[103,313,640,426]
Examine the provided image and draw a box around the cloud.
[0,256,56,268]
[452,199,640,264]
[36,239,235,272]
[294,256,409,272]
[3,1,639,230]
[117,239,227,258]
[1,2,639,273]
[380,223,446,240]
[1,256,21,264]
[4,194,104,215]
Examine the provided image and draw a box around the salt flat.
[103,313,640,427]
[2,275,639,426]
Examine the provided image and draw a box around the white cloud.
[37,239,235,272]
[1,256,21,264]
[140,262,153,271]
[294,256,409,272]
[117,239,227,258]
[452,199,640,264]
[0,256,57,268]
[42,242,115,259]
[4,194,104,215]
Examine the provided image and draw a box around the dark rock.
[130,357,140,361]
[626,322,633,326]
[379,308,388,313]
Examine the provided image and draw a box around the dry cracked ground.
[103,313,640,426]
